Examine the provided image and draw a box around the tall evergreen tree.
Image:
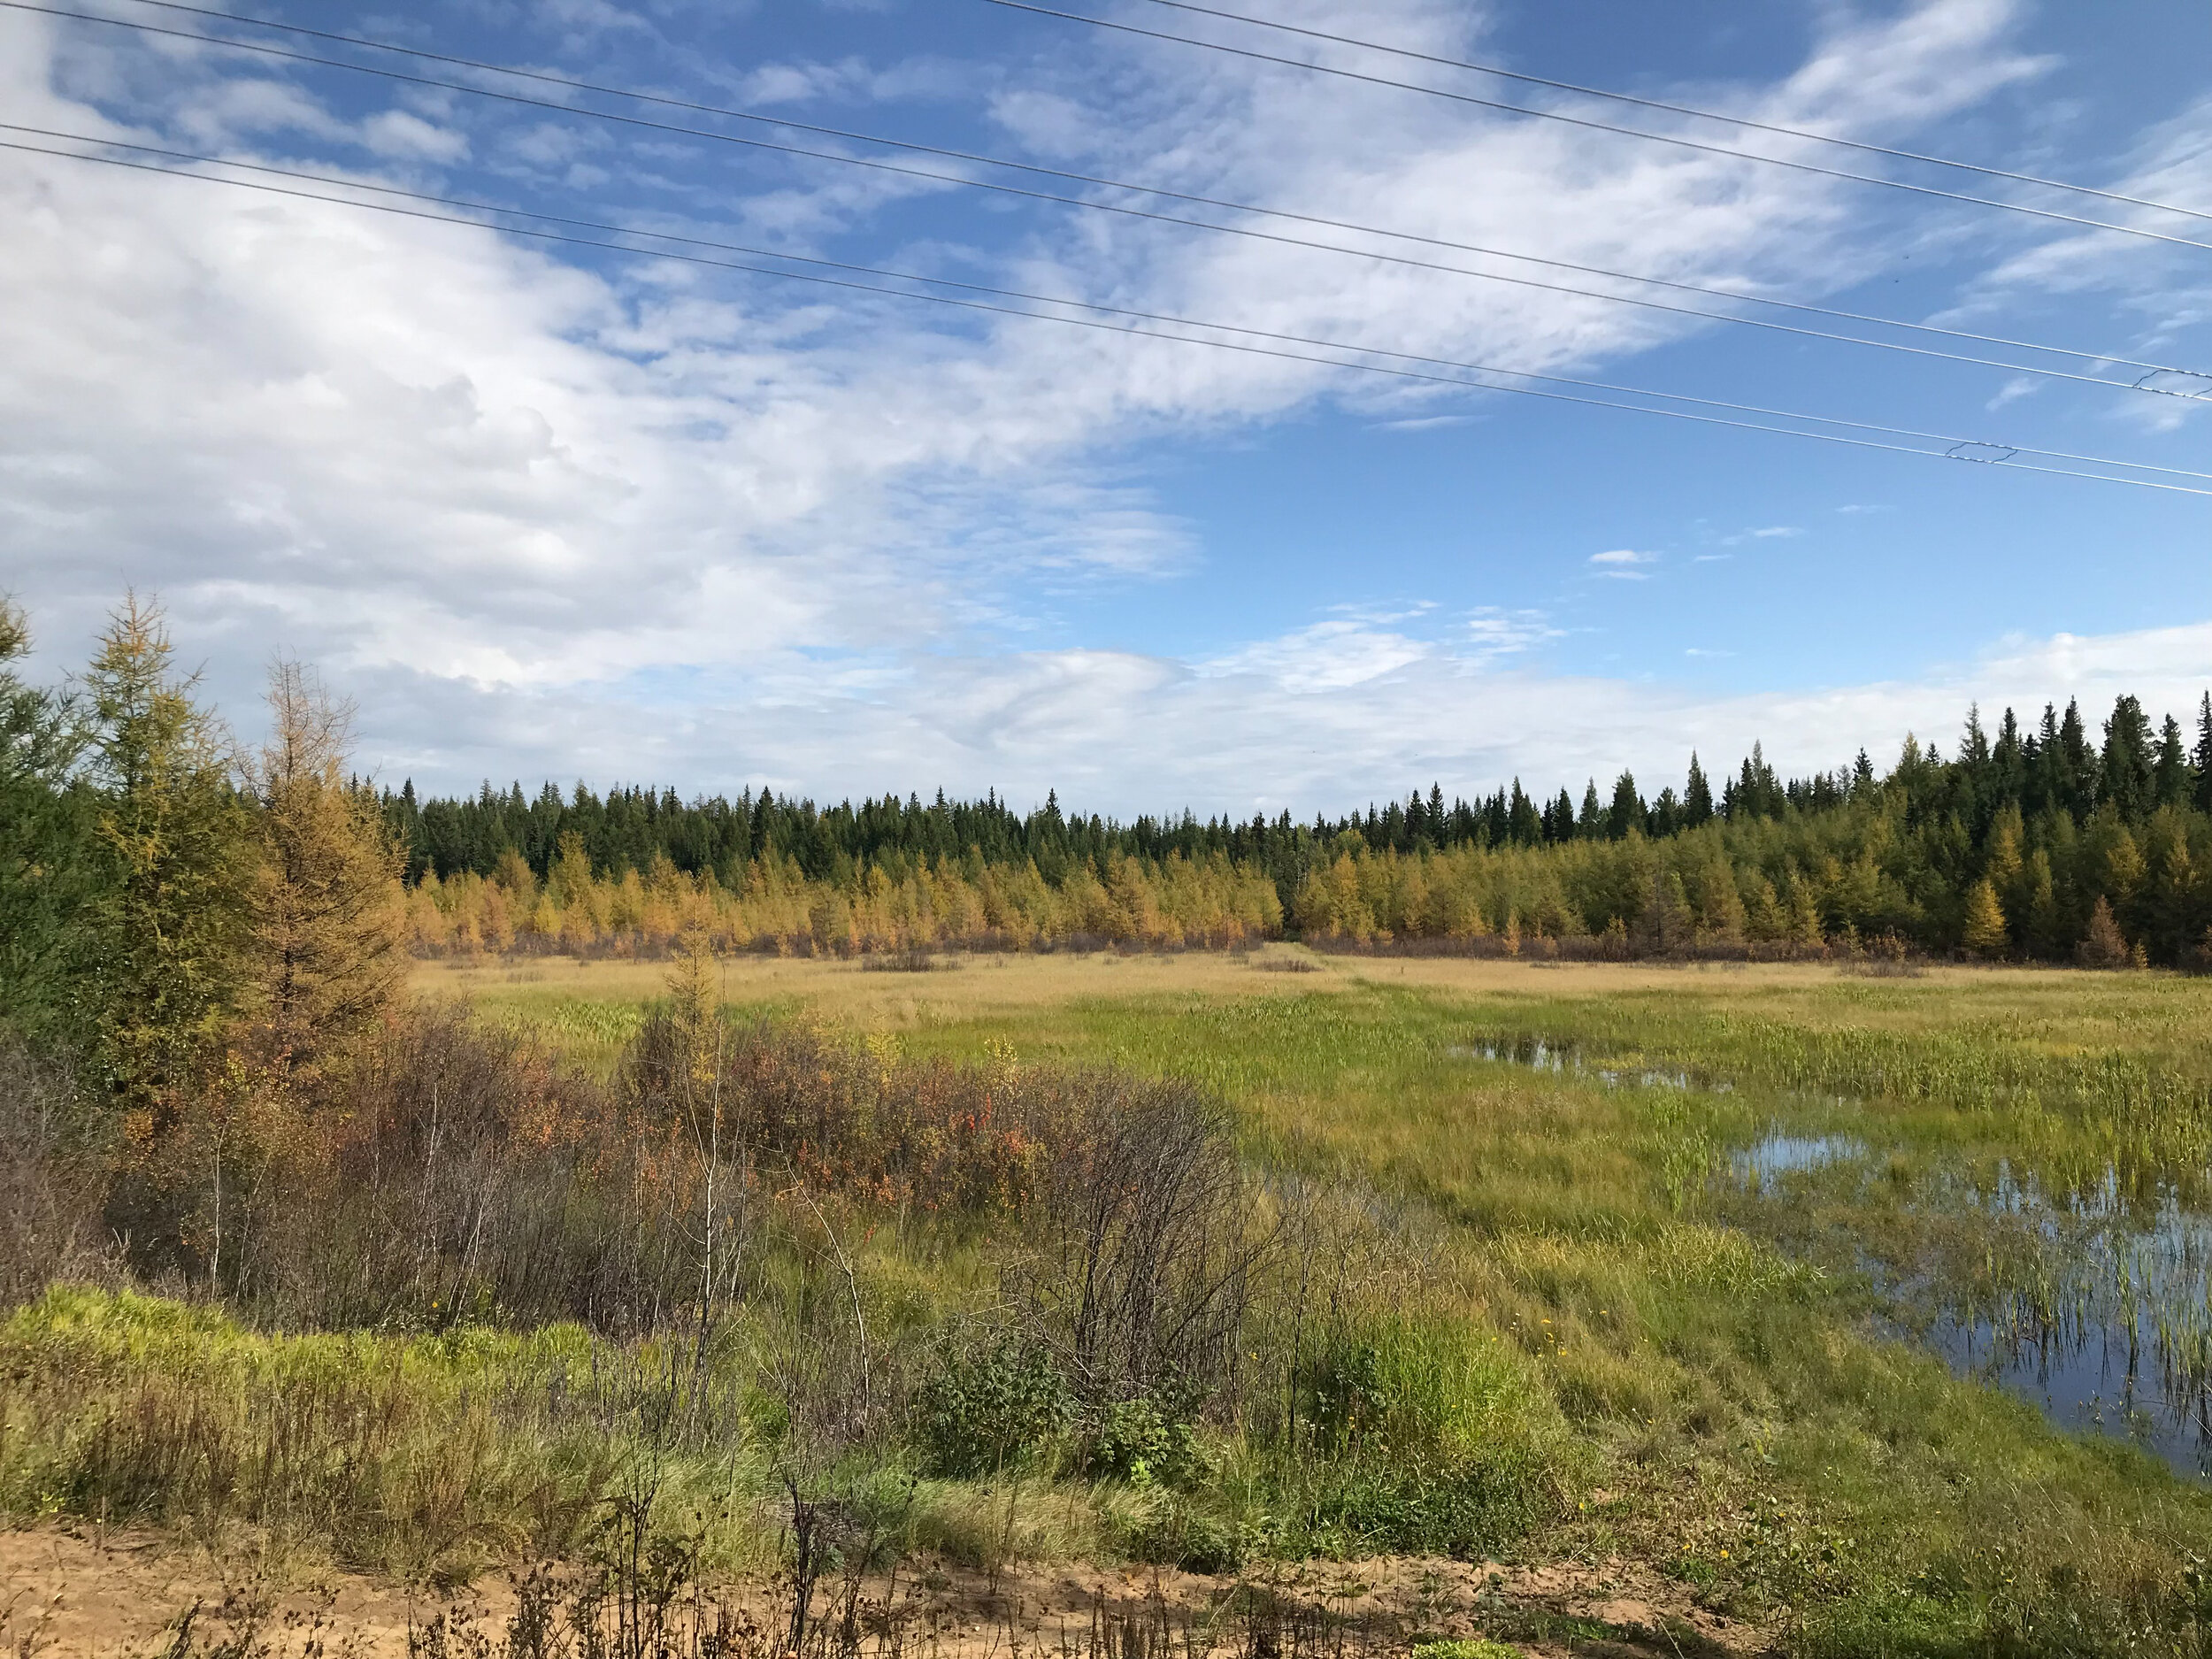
[2057,699,2096,819]
[81,595,254,1108]
[1992,707,2026,810]
[1544,788,1576,844]
[0,599,94,1053]
[1507,780,1541,846]
[1578,780,1604,839]
[1608,772,1644,840]
[1960,704,1991,770]
[2026,703,2062,819]
[2195,694,2212,814]
[1684,754,1714,826]
[2100,695,2154,819]
[2154,714,2191,810]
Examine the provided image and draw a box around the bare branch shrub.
[1008,1071,1263,1410]
[0,1041,109,1303]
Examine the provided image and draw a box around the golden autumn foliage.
[402,840,1282,956]
[1289,828,1843,952]
[241,661,407,1073]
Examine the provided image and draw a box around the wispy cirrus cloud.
[1590,549,1661,579]
[4,0,2190,814]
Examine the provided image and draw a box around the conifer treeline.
[386,693,2212,964]
[11,590,2212,966]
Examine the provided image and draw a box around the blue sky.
[1,0,2207,812]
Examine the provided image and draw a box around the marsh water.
[1467,1035,2212,1477]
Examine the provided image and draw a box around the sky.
[0,0,2208,815]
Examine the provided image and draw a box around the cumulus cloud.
[313,613,2212,816]
[3,0,2192,811]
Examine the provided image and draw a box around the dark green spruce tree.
[1684,754,1714,826]
[0,600,95,1054]
[2101,695,2154,819]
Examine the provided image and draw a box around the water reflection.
[1463,1035,2212,1477]
[1908,1171,2212,1477]
[1455,1036,1720,1094]
[1731,1133,1867,1184]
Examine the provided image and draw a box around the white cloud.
[1463,608,1562,657]
[308,613,2212,814]
[362,110,470,165]
[1590,549,1659,580]
[0,0,2147,813]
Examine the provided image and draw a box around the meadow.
[10,949,2212,1656]
[442,952,2212,1646]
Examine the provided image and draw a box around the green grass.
[871,965,2212,1650]
[27,959,2212,1654]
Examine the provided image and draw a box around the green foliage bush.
[912,1338,1076,1478]
[1089,1372,1209,1487]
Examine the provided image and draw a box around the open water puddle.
[1729,1133,1867,1183]
[1464,1036,2212,1476]
[1902,1170,2212,1476]
[1455,1036,1723,1094]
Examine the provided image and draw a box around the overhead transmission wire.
[1117,0,2212,230]
[989,0,2212,257]
[4,129,2206,496]
[7,1,2208,401]
[61,0,2212,246]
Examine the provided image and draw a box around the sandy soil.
[0,1527,1769,1657]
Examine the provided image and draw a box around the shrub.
[912,1337,1076,1477]
[0,1044,108,1305]
[1089,1372,1209,1487]
[1010,1073,1262,1409]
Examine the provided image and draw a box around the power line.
[6,1,2203,397]
[14,119,2208,485]
[20,119,2208,480]
[4,133,2205,496]
[1119,0,2212,230]
[988,0,2212,257]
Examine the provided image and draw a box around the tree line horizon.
[390,693,2206,893]
[10,591,2212,970]
[389,690,2212,947]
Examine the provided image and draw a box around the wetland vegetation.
[11,595,2212,1654]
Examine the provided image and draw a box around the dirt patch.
[0,1528,1770,1657]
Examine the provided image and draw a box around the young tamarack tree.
[240,657,406,1077]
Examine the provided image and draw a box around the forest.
[11,596,2212,982]
[386,686,2208,968]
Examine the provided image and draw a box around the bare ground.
[0,1528,1771,1657]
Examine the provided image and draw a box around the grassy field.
[10,953,2211,1655]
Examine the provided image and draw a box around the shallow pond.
[1465,1036,2212,1477]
